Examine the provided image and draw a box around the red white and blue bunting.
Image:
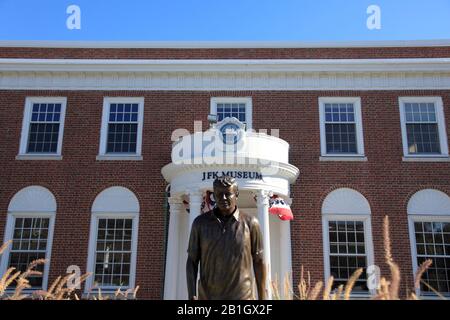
[268,195,293,221]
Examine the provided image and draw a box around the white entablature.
[161,117,299,197]
[1,58,450,90]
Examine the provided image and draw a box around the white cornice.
[1,39,450,48]
[1,58,450,73]
[1,58,450,90]
[161,160,300,184]
[1,70,449,91]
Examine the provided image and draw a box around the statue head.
[213,175,239,215]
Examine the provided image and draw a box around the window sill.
[16,154,62,161]
[402,156,450,162]
[320,156,368,162]
[96,155,143,161]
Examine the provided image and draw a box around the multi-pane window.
[93,218,133,288]
[328,220,368,292]
[99,97,144,158]
[404,103,440,154]
[211,98,252,129]
[399,97,448,158]
[19,97,66,157]
[413,221,450,295]
[7,217,50,288]
[216,103,246,123]
[319,98,364,157]
[106,103,139,153]
[27,103,61,153]
[324,103,357,153]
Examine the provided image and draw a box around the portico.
[161,118,299,299]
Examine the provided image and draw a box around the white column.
[280,220,293,299]
[164,195,183,300]
[187,189,203,235]
[256,189,272,300]
[179,189,203,299]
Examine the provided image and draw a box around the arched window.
[322,188,374,296]
[85,187,140,293]
[407,189,450,297]
[0,186,56,290]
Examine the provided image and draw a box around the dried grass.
[271,215,447,300]
[414,259,432,290]
[0,240,136,300]
[0,215,446,300]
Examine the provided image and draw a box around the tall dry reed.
[270,215,443,300]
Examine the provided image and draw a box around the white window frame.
[97,97,144,161]
[210,97,253,130]
[319,97,366,160]
[408,215,450,299]
[322,214,375,298]
[399,96,449,160]
[84,211,139,294]
[17,97,67,160]
[0,211,56,292]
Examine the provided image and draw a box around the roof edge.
[1,39,450,49]
[1,57,450,73]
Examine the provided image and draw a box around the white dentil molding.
[0,70,450,91]
[0,58,450,90]
[1,58,450,72]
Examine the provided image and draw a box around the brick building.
[0,40,450,299]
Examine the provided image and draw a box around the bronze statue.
[186,175,267,300]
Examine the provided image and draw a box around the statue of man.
[186,175,267,300]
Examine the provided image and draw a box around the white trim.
[18,97,67,157]
[96,155,143,161]
[2,58,450,73]
[402,156,450,162]
[319,156,368,162]
[161,160,299,185]
[1,58,450,91]
[407,189,450,216]
[85,211,139,294]
[98,97,144,158]
[1,40,450,48]
[408,215,450,298]
[398,97,449,157]
[322,188,371,216]
[210,97,252,130]
[0,211,56,292]
[92,186,140,213]
[8,186,57,212]
[15,155,63,161]
[322,214,375,297]
[2,71,450,91]
[319,97,365,157]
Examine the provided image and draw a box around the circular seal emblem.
[220,122,242,145]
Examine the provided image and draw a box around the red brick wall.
[1,46,450,59]
[1,89,449,299]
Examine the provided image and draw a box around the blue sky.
[0,0,449,41]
